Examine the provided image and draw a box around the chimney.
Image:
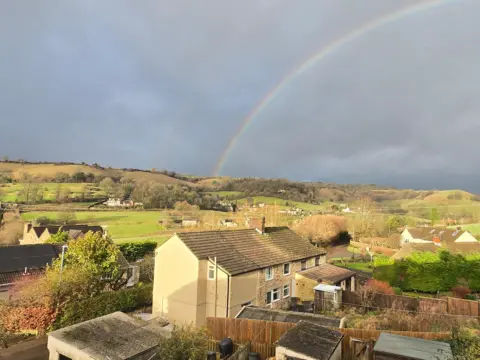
[251,217,266,234]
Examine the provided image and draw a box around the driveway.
[0,337,48,360]
[326,245,354,260]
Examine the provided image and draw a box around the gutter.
[226,274,231,318]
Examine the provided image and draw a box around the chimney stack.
[251,217,266,234]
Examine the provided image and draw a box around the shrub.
[157,324,209,360]
[392,287,402,295]
[364,279,395,295]
[54,284,152,329]
[1,306,56,334]
[118,241,158,262]
[452,286,471,299]
[465,294,477,301]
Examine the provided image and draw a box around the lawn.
[450,223,480,235]
[335,261,374,273]
[21,211,167,240]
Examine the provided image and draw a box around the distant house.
[0,244,60,300]
[341,207,354,213]
[400,226,477,246]
[47,312,171,360]
[394,226,480,258]
[275,320,344,360]
[182,218,199,227]
[373,333,453,360]
[20,223,107,245]
[103,197,143,208]
[220,219,237,227]
[152,217,353,326]
[0,243,138,299]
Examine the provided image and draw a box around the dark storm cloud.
[0,1,479,190]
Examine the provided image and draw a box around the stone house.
[21,224,106,245]
[152,218,345,326]
[400,226,477,246]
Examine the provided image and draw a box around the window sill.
[265,278,273,281]
[283,273,290,276]
[283,294,290,299]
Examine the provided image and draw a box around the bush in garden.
[364,279,395,295]
[118,241,157,262]
[451,286,471,299]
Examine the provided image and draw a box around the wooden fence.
[341,290,479,317]
[206,317,450,360]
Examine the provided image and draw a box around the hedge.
[374,251,480,292]
[118,241,158,262]
[54,283,153,329]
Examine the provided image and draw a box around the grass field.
[335,261,373,273]
[449,223,480,235]
[206,191,244,197]
[21,211,167,241]
[236,196,328,212]
[0,183,104,202]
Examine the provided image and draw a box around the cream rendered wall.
[203,260,229,324]
[20,229,40,245]
[275,346,317,360]
[455,232,477,243]
[152,235,201,326]
[229,271,258,316]
[294,273,317,302]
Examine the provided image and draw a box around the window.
[208,265,215,280]
[272,288,280,302]
[266,288,280,304]
[283,284,290,298]
[265,267,273,281]
[315,256,320,266]
[301,260,307,270]
[283,263,290,275]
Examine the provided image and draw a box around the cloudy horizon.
[1,1,480,191]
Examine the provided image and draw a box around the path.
[0,337,48,360]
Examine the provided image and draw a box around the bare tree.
[139,254,155,282]
[294,215,347,246]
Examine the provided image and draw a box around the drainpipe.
[214,257,217,318]
[226,274,230,318]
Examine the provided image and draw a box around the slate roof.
[235,306,341,328]
[297,264,356,284]
[176,227,326,275]
[48,312,166,360]
[373,333,453,360]
[276,320,344,360]
[30,225,104,239]
[404,227,474,246]
[0,244,61,273]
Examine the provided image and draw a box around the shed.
[373,333,453,360]
[313,284,342,311]
[47,312,170,360]
[275,320,343,360]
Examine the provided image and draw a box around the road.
[0,337,48,360]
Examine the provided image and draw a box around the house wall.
[294,274,317,302]
[401,230,431,245]
[48,337,93,360]
[455,232,477,243]
[275,346,333,360]
[152,235,201,326]
[202,260,229,324]
[20,229,40,245]
[39,230,52,243]
[229,271,258,315]
[258,255,324,309]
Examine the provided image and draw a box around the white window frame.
[208,265,215,280]
[283,263,291,275]
[265,267,274,281]
[283,284,290,298]
[272,288,280,302]
[266,291,272,305]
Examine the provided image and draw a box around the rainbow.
[213,0,453,176]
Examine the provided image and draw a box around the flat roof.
[373,333,453,360]
[49,312,168,360]
[235,306,341,328]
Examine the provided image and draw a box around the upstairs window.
[315,256,320,266]
[265,267,273,281]
[283,263,291,275]
[208,265,215,280]
[301,260,307,270]
[283,284,290,298]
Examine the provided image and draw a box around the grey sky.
[1,1,480,191]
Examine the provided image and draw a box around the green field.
[21,211,167,241]
[205,191,244,197]
[0,183,105,202]
[236,196,328,211]
[449,223,480,235]
[335,261,374,273]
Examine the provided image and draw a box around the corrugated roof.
[176,227,326,275]
[235,306,341,328]
[297,264,356,284]
[373,333,453,360]
[276,320,343,359]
